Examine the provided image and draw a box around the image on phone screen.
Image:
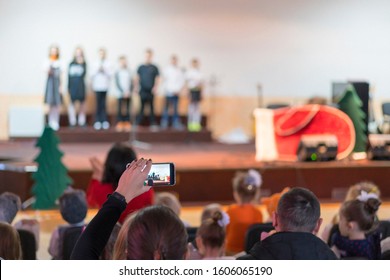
[146,163,175,186]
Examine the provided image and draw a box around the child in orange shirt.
[226,169,263,255]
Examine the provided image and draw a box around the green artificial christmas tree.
[337,84,367,153]
[31,126,73,209]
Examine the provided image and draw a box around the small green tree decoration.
[31,126,73,209]
[337,84,367,153]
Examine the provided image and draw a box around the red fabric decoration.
[273,105,355,159]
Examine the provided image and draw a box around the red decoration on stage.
[273,105,355,160]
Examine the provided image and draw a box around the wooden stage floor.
[1,140,390,202]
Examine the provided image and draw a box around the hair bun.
[211,211,222,223]
[365,198,381,214]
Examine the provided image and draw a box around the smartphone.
[146,163,175,186]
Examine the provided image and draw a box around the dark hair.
[145,48,153,54]
[340,198,381,232]
[232,171,260,203]
[59,190,88,224]
[102,143,137,188]
[0,192,21,224]
[126,205,188,260]
[196,211,226,249]
[277,187,321,232]
[0,222,21,260]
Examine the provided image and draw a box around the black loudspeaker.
[368,134,390,160]
[297,135,338,162]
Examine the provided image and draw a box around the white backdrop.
[1,0,390,98]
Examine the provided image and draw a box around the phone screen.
[146,163,175,186]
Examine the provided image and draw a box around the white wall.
[1,0,390,98]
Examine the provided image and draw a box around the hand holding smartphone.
[145,163,175,186]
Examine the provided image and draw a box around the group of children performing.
[44,45,204,132]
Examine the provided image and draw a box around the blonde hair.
[345,181,380,202]
[232,170,261,203]
[113,213,136,260]
[154,192,181,216]
[201,203,222,223]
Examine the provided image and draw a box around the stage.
[1,135,390,203]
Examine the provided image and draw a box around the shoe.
[123,122,132,132]
[93,122,102,130]
[193,123,202,132]
[115,122,124,132]
[188,122,195,132]
[102,121,110,130]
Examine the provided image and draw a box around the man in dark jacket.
[238,187,337,260]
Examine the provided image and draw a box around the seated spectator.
[71,159,188,260]
[321,181,380,243]
[48,189,88,259]
[331,193,382,259]
[226,169,263,255]
[0,192,40,252]
[194,210,233,259]
[87,142,154,224]
[154,192,190,227]
[201,203,223,222]
[0,222,22,260]
[238,187,337,260]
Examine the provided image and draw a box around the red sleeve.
[86,179,114,208]
[118,188,155,224]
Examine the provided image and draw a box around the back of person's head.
[59,190,87,225]
[102,143,137,188]
[154,192,181,216]
[232,169,262,203]
[276,187,321,232]
[201,203,222,223]
[0,222,21,260]
[345,181,381,202]
[340,195,381,232]
[196,211,229,250]
[0,192,21,224]
[126,205,188,260]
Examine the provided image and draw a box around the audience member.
[154,192,190,227]
[114,55,132,132]
[44,44,62,131]
[86,142,154,224]
[194,210,233,259]
[160,54,185,130]
[201,203,223,223]
[48,189,88,259]
[238,187,337,260]
[71,159,189,260]
[0,192,40,251]
[67,46,87,127]
[0,222,22,260]
[91,47,112,130]
[331,194,382,259]
[186,58,204,132]
[321,181,381,243]
[133,48,160,128]
[226,169,263,255]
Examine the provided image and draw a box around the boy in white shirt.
[161,55,185,129]
[91,48,112,130]
[185,58,204,132]
[114,56,132,132]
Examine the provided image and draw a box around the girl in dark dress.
[68,47,87,127]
